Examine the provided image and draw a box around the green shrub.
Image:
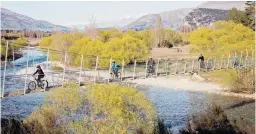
[51,66,63,71]
[24,82,156,134]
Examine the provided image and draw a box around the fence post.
[245,49,248,67]
[251,48,254,67]
[133,59,137,80]
[165,59,168,76]
[145,59,148,78]
[212,58,216,70]
[206,58,209,72]
[62,52,67,87]
[23,47,30,95]
[191,59,195,72]
[220,57,223,70]
[78,54,84,86]
[46,48,49,72]
[174,60,178,74]
[93,56,98,83]
[155,59,159,76]
[12,44,16,91]
[121,58,125,81]
[183,60,187,73]
[227,53,230,69]
[240,50,243,67]
[2,41,9,98]
[108,57,112,83]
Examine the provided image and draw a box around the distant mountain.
[1,8,70,32]
[126,1,246,30]
[125,8,192,30]
[198,1,246,11]
[184,8,228,27]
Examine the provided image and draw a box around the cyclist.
[198,54,204,69]
[233,55,239,67]
[33,65,45,84]
[111,61,120,77]
[148,57,156,73]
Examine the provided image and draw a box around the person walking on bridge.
[198,54,205,69]
[147,57,156,73]
[233,55,239,67]
[111,60,120,77]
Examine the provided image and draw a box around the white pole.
[227,53,230,69]
[108,57,112,83]
[174,60,178,74]
[165,59,168,75]
[145,59,148,78]
[133,59,137,80]
[183,60,187,73]
[62,52,67,87]
[78,54,84,86]
[94,56,98,83]
[12,44,16,91]
[2,41,9,98]
[46,48,49,72]
[121,58,124,81]
[155,59,159,76]
[191,59,195,72]
[23,47,30,95]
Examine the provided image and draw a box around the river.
[1,49,255,133]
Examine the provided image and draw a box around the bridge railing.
[1,42,255,98]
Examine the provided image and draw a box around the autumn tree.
[152,14,163,48]
[226,8,248,25]
[245,1,255,31]
[85,16,98,40]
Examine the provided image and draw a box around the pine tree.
[245,1,255,31]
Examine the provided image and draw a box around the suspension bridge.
[0,44,255,98]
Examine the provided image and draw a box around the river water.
[1,49,255,132]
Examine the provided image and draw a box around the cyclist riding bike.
[33,65,45,86]
[233,55,239,67]
[111,61,120,77]
[198,54,204,69]
[147,57,156,73]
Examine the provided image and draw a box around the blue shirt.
[234,56,238,61]
[111,63,119,70]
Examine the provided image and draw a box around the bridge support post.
[205,58,209,72]
[245,49,248,67]
[165,59,168,76]
[46,48,49,73]
[12,43,16,92]
[183,60,187,73]
[23,47,29,95]
[2,41,9,98]
[94,56,98,83]
[174,60,178,74]
[144,60,148,78]
[191,59,195,73]
[212,58,216,70]
[107,57,112,83]
[133,59,137,80]
[220,57,223,70]
[240,50,243,68]
[155,59,159,76]
[121,58,124,82]
[62,52,67,87]
[78,54,84,86]
[227,53,230,69]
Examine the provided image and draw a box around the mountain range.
[1,8,70,31]
[1,1,246,31]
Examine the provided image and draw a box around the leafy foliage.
[24,82,156,134]
[189,21,254,58]
[245,1,255,31]
[226,8,248,25]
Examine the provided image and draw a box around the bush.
[24,82,156,133]
[51,66,63,71]
[207,68,255,94]
[180,103,255,134]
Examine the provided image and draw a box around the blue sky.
[1,1,204,26]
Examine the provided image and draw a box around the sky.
[1,1,204,26]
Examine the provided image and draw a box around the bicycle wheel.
[117,72,122,79]
[41,80,48,89]
[28,81,36,90]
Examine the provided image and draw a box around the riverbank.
[128,75,255,99]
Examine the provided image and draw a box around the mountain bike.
[28,75,48,90]
[110,70,121,80]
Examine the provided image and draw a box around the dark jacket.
[148,59,156,66]
[33,68,45,77]
[198,56,204,62]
